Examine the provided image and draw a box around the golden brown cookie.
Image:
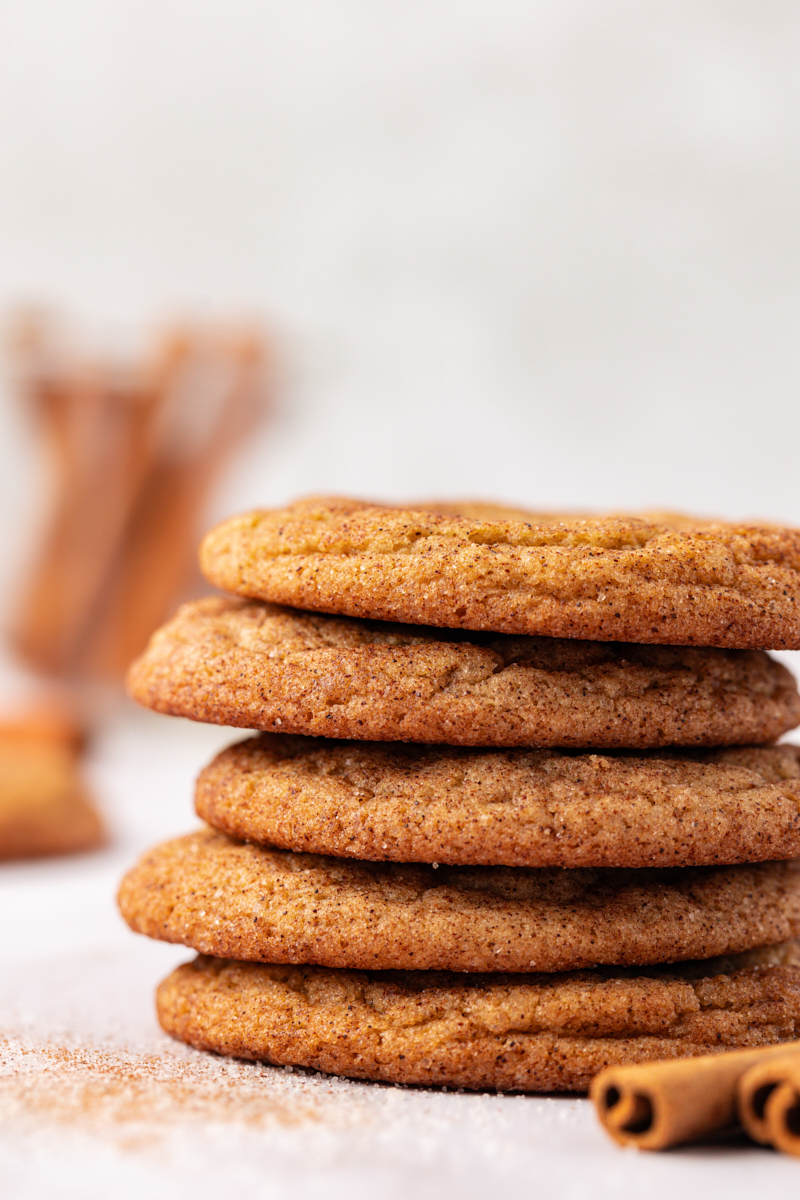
[156,942,800,1093]
[0,719,104,860]
[117,828,800,973]
[126,598,800,748]
[199,496,800,649]
[196,736,800,869]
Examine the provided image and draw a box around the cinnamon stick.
[6,314,272,684]
[82,329,271,677]
[591,1042,800,1150]
[738,1052,800,1153]
[9,327,185,675]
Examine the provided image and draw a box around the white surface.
[1,708,799,1199]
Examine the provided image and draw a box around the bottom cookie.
[157,943,800,1093]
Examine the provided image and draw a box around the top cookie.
[199,497,800,648]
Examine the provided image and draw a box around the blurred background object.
[0,703,103,860]
[7,311,273,682]
[0,311,272,859]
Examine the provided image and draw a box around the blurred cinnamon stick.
[0,706,104,860]
[7,313,273,683]
[84,330,271,677]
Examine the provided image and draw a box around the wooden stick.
[591,1042,800,1150]
[738,1054,800,1152]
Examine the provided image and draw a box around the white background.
[1,1,799,526]
[1,3,800,1196]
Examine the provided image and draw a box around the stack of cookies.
[120,497,800,1092]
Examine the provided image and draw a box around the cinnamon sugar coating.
[118,828,800,973]
[156,943,800,1093]
[126,597,800,749]
[197,736,800,869]
[199,497,800,649]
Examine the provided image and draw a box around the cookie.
[117,829,800,973]
[199,497,800,649]
[156,942,800,1093]
[126,598,800,748]
[0,719,104,860]
[196,736,800,869]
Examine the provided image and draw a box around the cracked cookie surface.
[118,828,800,973]
[196,736,800,869]
[156,942,800,1092]
[199,496,800,649]
[126,597,800,748]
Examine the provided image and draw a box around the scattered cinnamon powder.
[0,1034,327,1144]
